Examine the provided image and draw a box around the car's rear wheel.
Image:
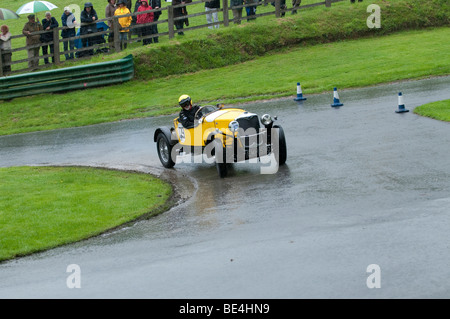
[156,133,176,168]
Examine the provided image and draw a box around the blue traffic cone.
[294,82,307,101]
[395,92,409,113]
[331,87,343,107]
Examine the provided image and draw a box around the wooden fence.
[0,0,343,77]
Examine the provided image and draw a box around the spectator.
[173,0,191,36]
[125,0,133,10]
[230,0,243,25]
[137,0,154,45]
[149,0,161,43]
[114,0,132,50]
[61,7,77,60]
[105,0,117,47]
[271,0,286,17]
[132,0,142,40]
[80,2,98,56]
[292,0,301,14]
[22,14,42,69]
[244,0,257,21]
[41,11,59,64]
[205,0,220,29]
[0,24,12,74]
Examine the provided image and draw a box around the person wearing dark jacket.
[132,0,142,40]
[205,0,220,29]
[172,0,191,35]
[230,0,243,25]
[80,2,98,56]
[149,0,161,42]
[61,7,77,60]
[41,11,59,64]
[178,95,202,129]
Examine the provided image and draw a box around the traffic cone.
[395,92,409,113]
[331,87,343,107]
[294,82,307,101]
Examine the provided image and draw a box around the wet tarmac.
[0,76,449,298]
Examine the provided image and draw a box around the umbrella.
[0,8,20,20]
[16,1,58,15]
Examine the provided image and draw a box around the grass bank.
[0,0,448,136]
[0,166,172,262]
[414,99,450,122]
[1,27,448,135]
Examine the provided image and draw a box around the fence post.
[52,28,60,64]
[275,0,281,18]
[113,16,121,52]
[223,0,229,27]
[168,5,175,39]
[325,0,331,7]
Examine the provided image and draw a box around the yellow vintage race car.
[153,104,287,177]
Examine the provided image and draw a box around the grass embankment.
[0,0,448,136]
[0,166,172,262]
[414,99,450,122]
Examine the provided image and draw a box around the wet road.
[0,77,449,298]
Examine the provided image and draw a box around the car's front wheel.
[273,125,287,166]
[156,133,176,168]
[214,139,228,178]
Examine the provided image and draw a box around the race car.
[154,104,287,177]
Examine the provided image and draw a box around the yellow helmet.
[178,94,192,109]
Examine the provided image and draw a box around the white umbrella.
[16,1,58,15]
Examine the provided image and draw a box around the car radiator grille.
[236,115,260,131]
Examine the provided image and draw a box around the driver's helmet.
[178,94,192,110]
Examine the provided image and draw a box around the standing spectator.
[80,2,98,56]
[61,7,77,60]
[105,0,117,47]
[149,0,161,43]
[41,11,59,64]
[244,0,257,21]
[271,0,286,17]
[230,0,243,25]
[132,0,142,40]
[0,25,12,74]
[205,0,220,29]
[172,0,190,36]
[125,0,133,10]
[22,14,42,69]
[292,0,301,14]
[137,0,154,45]
[114,0,132,50]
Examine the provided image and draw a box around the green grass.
[0,166,172,262]
[0,0,448,136]
[1,26,449,135]
[414,99,450,122]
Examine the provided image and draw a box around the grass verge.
[0,166,172,262]
[414,99,450,122]
[1,26,449,135]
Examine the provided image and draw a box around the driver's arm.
[179,111,194,129]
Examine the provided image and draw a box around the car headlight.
[261,114,273,126]
[229,121,239,132]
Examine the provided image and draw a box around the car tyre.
[214,139,228,178]
[156,132,176,168]
[273,125,287,165]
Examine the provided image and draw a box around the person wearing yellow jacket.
[114,0,132,50]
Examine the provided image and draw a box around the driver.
[178,94,202,129]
